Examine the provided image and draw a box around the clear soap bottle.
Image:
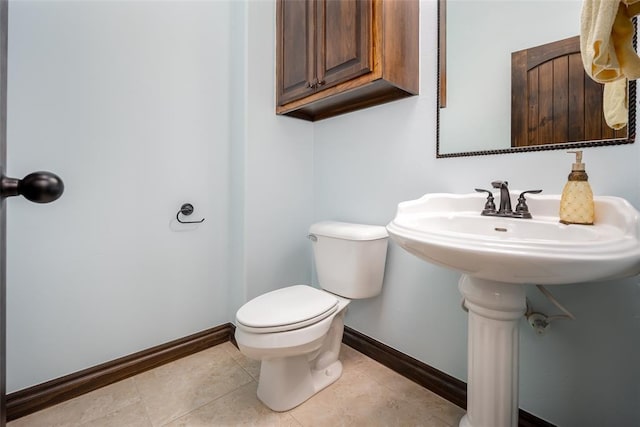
[559,151,594,225]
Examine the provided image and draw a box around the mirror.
[437,0,636,158]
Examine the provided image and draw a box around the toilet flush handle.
[307,234,317,242]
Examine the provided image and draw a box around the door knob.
[1,171,64,203]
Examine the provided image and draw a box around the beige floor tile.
[387,378,465,426]
[289,365,450,427]
[135,345,253,426]
[9,342,467,427]
[338,343,372,372]
[8,377,141,427]
[165,382,301,427]
[353,356,465,426]
[220,341,261,380]
[80,402,152,427]
[216,341,237,354]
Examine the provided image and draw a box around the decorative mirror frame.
[436,0,637,158]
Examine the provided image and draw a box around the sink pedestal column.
[458,275,526,427]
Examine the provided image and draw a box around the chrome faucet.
[475,181,542,219]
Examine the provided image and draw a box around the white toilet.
[234,221,388,411]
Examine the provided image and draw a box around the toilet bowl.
[236,285,350,411]
[234,221,388,411]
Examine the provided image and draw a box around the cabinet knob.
[306,79,323,89]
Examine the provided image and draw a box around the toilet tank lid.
[309,221,388,241]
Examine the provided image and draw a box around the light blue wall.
[312,1,640,426]
[6,0,235,391]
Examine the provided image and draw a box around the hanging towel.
[581,0,640,82]
[612,1,640,79]
[603,78,628,130]
[581,0,640,129]
[581,0,623,82]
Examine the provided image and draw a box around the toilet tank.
[309,221,388,299]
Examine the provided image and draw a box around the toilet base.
[236,291,349,412]
[459,415,472,427]
[257,356,343,411]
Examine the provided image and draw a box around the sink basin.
[388,191,640,427]
[387,192,640,284]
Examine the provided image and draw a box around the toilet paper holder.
[176,203,205,224]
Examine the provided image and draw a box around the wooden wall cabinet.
[276,0,419,122]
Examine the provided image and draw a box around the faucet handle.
[475,188,496,214]
[515,190,543,218]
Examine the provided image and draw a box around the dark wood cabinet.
[316,0,371,93]
[277,0,316,105]
[276,0,418,121]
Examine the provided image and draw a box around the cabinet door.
[276,0,316,106]
[316,0,371,90]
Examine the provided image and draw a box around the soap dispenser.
[559,150,594,225]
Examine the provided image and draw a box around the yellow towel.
[581,0,640,129]
[581,0,640,82]
[603,78,628,130]
[612,1,640,79]
[581,0,623,82]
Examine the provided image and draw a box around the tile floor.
[8,342,465,426]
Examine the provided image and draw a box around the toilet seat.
[236,285,339,334]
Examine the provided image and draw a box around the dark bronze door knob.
[1,171,64,203]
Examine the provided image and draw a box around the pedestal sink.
[386,191,640,427]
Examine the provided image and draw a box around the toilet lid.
[236,285,339,333]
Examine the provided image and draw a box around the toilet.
[234,221,388,411]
